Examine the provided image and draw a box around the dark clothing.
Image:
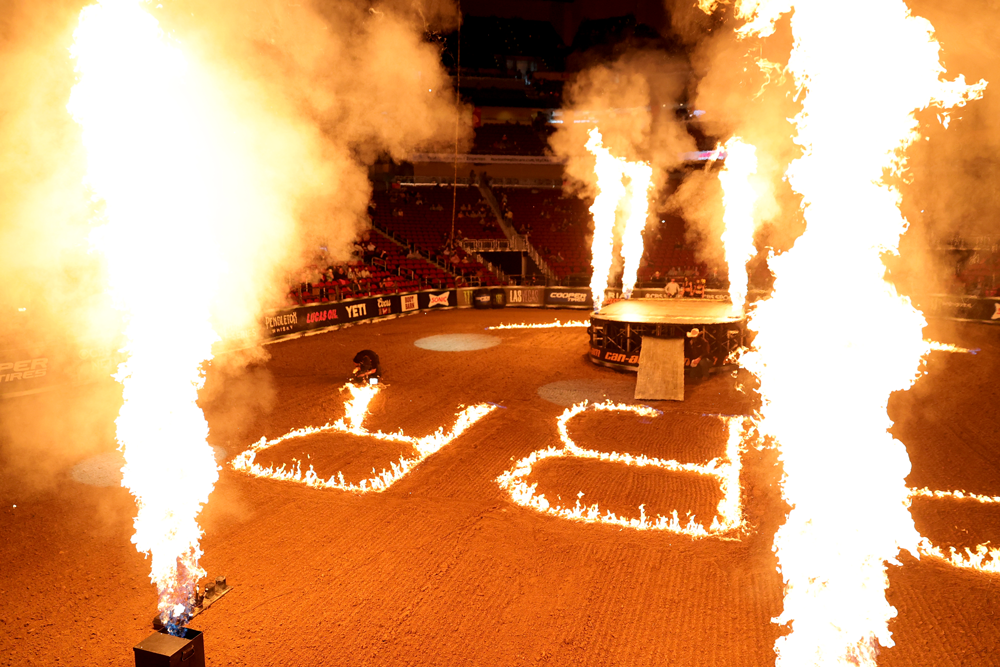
[684,334,713,380]
[352,350,381,384]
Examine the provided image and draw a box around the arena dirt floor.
[1,307,998,666]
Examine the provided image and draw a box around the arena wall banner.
[0,340,122,398]
[455,288,476,309]
[260,289,459,341]
[545,287,593,309]
[917,294,1000,323]
[504,286,546,307]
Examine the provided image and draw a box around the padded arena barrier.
[915,294,1000,324]
[472,288,492,309]
[8,289,994,398]
[250,289,999,348]
[490,288,507,309]
[0,339,122,398]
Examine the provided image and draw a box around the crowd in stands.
[288,231,418,306]
[494,187,709,283]
[370,186,504,287]
[472,123,552,156]
[946,235,1000,297]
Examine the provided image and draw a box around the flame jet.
[585,128,653,310]
[67,0,259,631]
[717,137,758,311]
[727,0,986,664]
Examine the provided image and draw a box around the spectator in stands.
[665,278,680,298]
[649,270,665,287]
[318,271,330,301]
[299,269,315,302]
[706,266,721,287]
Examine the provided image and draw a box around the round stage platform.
[588,298,747,371]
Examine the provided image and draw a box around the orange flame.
[925,340,977,354]
[733,0,987,663]
[487,320,589,330]
[496,401,746,536]
[67,0,232,629]
[232,384,496,493]
[908,487,1000,574]
[585,129,653,309]
[718,137,759,311]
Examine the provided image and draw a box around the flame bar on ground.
[487,320,590,330]
[925,341,979,354]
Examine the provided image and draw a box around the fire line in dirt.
[487,320,589,330]
[230,388,1000,575]
[231,384,496,492]
[496,401,748,536]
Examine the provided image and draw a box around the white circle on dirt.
[70,445,228,487]
[414,334,500,351]
[537,379,635,407]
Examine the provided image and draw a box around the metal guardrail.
[390,176,562,189]
[477,182,556,281]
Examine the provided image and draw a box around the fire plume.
[731,0,987,664]
[232,384,496,493]
[496,401,746,536]
[717,137,759,311]
[68,0,225,631]
[585,129,653,310]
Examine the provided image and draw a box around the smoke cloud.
[552,50,695,196]
[549,49,696,280]
[0,0,467,487]
[669,0,1000,292]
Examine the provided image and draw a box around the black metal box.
[134,628,205,667]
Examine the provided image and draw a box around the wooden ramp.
[634,337,684,401]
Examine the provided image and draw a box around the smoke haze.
[0,0,466,489]
[669,0,1000,291]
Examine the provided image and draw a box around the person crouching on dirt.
[684,328,713,382]
[352,349,381,385]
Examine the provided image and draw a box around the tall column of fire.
[586,129,627,311]
[585,128,653,310]
[717,137,758,310]
[68,0,237,631]
[731,0,985,665]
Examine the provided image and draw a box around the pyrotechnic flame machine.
[133,627,204,667]
[136,576,230,667]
